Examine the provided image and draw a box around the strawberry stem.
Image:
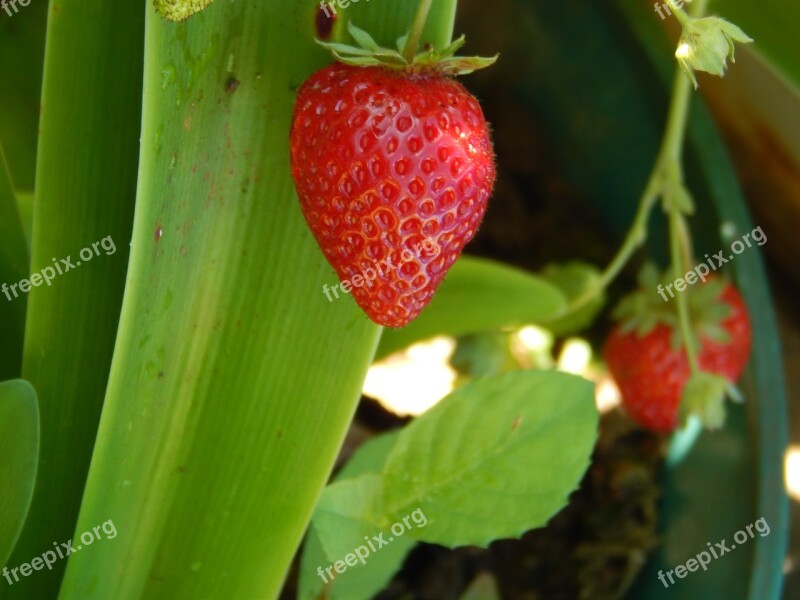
[564,183,658,314]
[666,0,692,28]
[561,0,708,316]
[664,0,709,375]
[402,0,434,62]
[669,210,700,371]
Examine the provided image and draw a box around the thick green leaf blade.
[0,0,48,189]
[0,380,39,569]
[381,370,597,547]
[377,257,567,359]
[7,1,143,597]
[59,2,456,599]
[0,148,28,380]
[12,191,33,251]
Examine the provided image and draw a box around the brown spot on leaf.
[225,76,240,93]
[315,4,336,40]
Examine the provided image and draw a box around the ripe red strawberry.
[604,277,751,432]
[290,57,495,328]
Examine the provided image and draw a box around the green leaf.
[58,2,457,599]
[13,191,33,251]
[314,475,387,561]
[309,473,418,599]
[0,380,39,569]
[377,257,567,359]
[7,0,144,596]
[313,432,400,559]
[298,526,333,600]
[381,370,597,547]
[299,431,407,600]
[338,430,401,480]
[298,520,414,600]
[0,147,28,381]
[303,371,597,595]
[0,0,47,190]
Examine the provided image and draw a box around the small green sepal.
[316,21,498,76]
[680,371,740,430]
[675,16,753,88]
[612,265,731,349]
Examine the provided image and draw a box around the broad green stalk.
[59,2,456,598]
[4,2,143,597]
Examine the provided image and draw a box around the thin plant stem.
[402,0,434,61]
[563,71,693,314]
[561,0,708,316]
[664,0,710,373]
[670,210,700,371]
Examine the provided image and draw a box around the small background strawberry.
[604,271,751,432]
[290,25,496,328]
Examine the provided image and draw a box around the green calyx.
[674,14,753,88]
[317,21,498,76]
[679,371,742,430]
[612,264,732,350]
